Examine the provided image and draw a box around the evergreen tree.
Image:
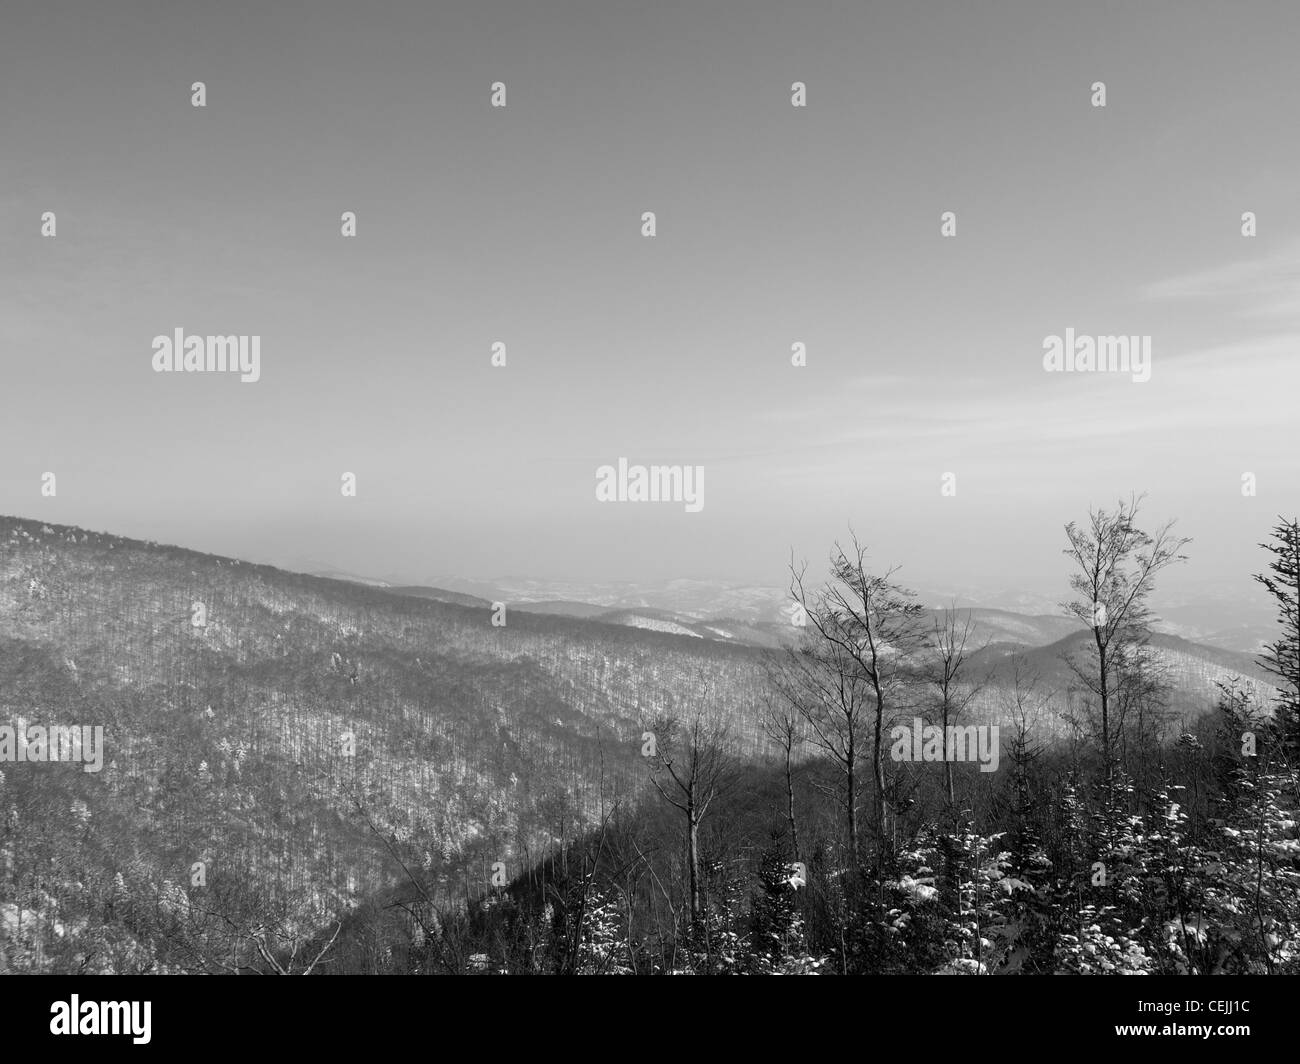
[749,833,809,973]
[1255,517,1300,758]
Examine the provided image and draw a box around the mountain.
[959,628,1278,742]
[915,607,1085,651]
[422,575,793,624]
[0,513,1279,973]
[0,515,769,972]
[381,585,493,609]
[375,592,1089,653]
[310,570,394,589]
[969,628,1274,691]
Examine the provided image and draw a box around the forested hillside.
[1,508,1295,976]
[0,515,766,972]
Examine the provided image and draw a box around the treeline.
[372,502,1299,975]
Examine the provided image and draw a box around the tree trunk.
[942,698,954,806]
[784,746,800,860]
[846,739,859,870]
[687,813,701,929]
[871,696,886,866]
[1096,632,1111,785]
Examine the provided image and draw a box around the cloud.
[734,332,1298,499]
[1142,242,1300,321]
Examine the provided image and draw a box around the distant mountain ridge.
[329,571,1277,721]
[388,575,1274,654]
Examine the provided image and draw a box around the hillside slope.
[0,515,768,971]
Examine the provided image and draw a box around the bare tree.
[761,690,804,861]
[924,604,989,808]
[781,533,926,872]
[158,873,343,975]
[1113,643,1174,783]
[1061,494,1189,786]
[644,713,736,933]
[1001,653,1048,804]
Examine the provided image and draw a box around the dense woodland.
[0,502,1296,975]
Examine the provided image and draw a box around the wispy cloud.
[1142,242,1300,321]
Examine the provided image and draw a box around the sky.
[2,0,1297,601]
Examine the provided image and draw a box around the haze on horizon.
[2,0,1297,605]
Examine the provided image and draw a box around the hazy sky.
[2,0,1297,598]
